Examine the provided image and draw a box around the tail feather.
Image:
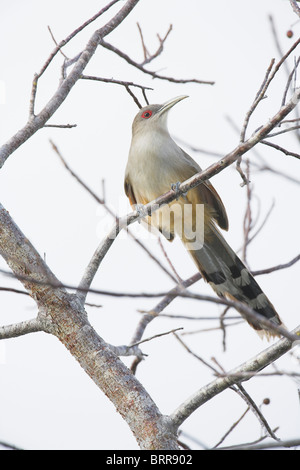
[184,222,283,338]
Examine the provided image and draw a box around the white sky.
[0,0,299,450]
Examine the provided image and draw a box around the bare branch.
[100,39,215,85]
[241,199,275,249]
[125,84,143,107]
[47,25,68,59]
[260,139,300,160]
[281,56,300,106]
[130,327,183,348]
[266,124,300,139]
[0,204,179,450]
[0,0,141,168]
[219,438,300,450]
[137,23,173,66]
[158,238,183,282]
[0,317,51,339]
[0,441,23,451]
[252,253,300,276]
[234,385,279,442]
[242,161,252,264]
[173,332,220,374]
[240,58,275,143]
[213,406,250,448]
[169,324,300,429]
[39,0,122,79]
[81,73,153,107]
[2,250,298,308]
[136,22,150,61]
[240,35,300,142]
[81,74,153,91]
[130,273,202,346]
[44,123,77,129]
[0,286,29,296]
[290,0,300,17]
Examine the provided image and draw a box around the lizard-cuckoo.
[124,96,283,338]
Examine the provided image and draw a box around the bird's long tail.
[183,221,283,338]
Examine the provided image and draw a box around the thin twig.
[235,384,279,441]
[241,199,275,249]
[260,140,300,159]
[212,406,250,448]
[81,74,153,91]
[266,124,300,139]
[219,437,300,450]
[39,0,122,78]
[173,332,221,374]
[0,286,30,296]
[242,161,252,264]
[138,23,173,66]
[180,320,243,336]
[158,237,183,282]
[240,58,275,142]
[44,123,77,128]
[136,22,150,61]
[252,253,300,276]
[100,39,215,85]
[129,273,202,347]
[290,0,300,18]
[47,25,68,59]
[240,34,300,142]
[269,15,290,77]
[125,85,143,108]
[130,327,183,348]
[281,56,300,106]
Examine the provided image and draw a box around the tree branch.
[260,140,300,160]
[169,324,300,429]
[0,202,178,450]
[290,0,300,17]
[252,253,300,276]
[100,39,215,85]
[0,0,141,168]
[0,317,51,339]
[240,35,300,142]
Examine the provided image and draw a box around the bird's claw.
[135,204,147,222]
[171,181,182,200]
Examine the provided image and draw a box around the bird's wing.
[124,176,137,206]
[124,175,175,241]
[180,148,229,231]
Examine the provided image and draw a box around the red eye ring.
[141,110,152,119]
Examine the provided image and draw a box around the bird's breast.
[127,131,177,202]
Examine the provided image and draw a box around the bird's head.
[131,95,188,136]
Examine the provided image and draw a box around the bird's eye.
[141,110,152,119]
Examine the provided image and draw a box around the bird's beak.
[158,95,189,116]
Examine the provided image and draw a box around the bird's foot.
[171,181,187,200]
[171,181,181,200]
[135,204,148,222]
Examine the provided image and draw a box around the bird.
[124,95,283,338]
